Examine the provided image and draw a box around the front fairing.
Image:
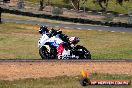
[38,34,63,48]
[46,34,63,48]
[38,34,50,48]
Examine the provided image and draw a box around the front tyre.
[39,46,57,59]
[39,46,49,59]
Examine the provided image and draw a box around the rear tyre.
[75,45,91,59]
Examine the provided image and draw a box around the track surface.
[2,18,132,32]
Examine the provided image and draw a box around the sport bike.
[38,26,91,59]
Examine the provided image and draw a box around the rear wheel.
[39,46,57,59]
[75,45,91,59]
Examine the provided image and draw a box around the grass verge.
[0,22,132,59]
[0,73,131,88]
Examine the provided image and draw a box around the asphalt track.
[2,18,132,32]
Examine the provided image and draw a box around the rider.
[48,28,70,59]
[49,28,80,59]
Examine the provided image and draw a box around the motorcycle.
[38,26,91,59]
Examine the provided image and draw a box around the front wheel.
[39,46,57,59]
[75,45,91,59]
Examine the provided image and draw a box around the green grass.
[0,22,132,59]
[0,73,131,88]
[25,0,132,14]
[0,23,39,59]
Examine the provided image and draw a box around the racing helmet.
[69,37,80,44]
[39,26,49,34]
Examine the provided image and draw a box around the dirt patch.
[0,61,131,80]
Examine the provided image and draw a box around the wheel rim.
[83,49,90,58]
[42,46,57,59]
[42,48,50,58]
[77,47,90,59]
